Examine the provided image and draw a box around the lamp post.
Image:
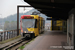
[0,14,4,33]
[0,14,4,30]
[0,14,3,30]
[0,14,4,41]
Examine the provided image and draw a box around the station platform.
[23,30,67,50]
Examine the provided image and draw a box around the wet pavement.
[23,30,67,50]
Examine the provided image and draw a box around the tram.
[20,15,45,38]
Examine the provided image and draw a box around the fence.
[0,29,21,42]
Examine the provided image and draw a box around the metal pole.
[0,14,3,41]
[17,5,32,36]
[0,14,2,29]
[52,19,54,30]
[17,6,19,36]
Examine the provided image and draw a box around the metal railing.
[0,29,21,42]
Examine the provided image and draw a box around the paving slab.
[23,30,67,50]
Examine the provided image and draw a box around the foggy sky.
[0,0,33,18]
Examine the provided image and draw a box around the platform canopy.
[24,0,75,20]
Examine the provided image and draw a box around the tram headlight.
[24,31,34,33]
[24,31,26,33]
[31,31,34,33]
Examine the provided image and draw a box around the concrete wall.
[67,19,69,45]
[67,8,75,46]
[67,14,74,46]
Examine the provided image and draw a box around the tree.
[10,21,17,30]
[4,21,10,30]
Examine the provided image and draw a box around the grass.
[26,42,30,45]
[19,46,25,50]
[18,37,36,50]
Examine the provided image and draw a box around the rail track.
[1,38,33,50]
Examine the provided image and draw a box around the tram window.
[43,20,45,28]
[35,19,37,28]
[41,20,42,29]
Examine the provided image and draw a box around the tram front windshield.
[22,19,35,31]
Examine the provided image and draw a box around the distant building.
[45,23,51,30]
[45,23,51,26]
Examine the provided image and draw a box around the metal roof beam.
[24,1,75,8]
